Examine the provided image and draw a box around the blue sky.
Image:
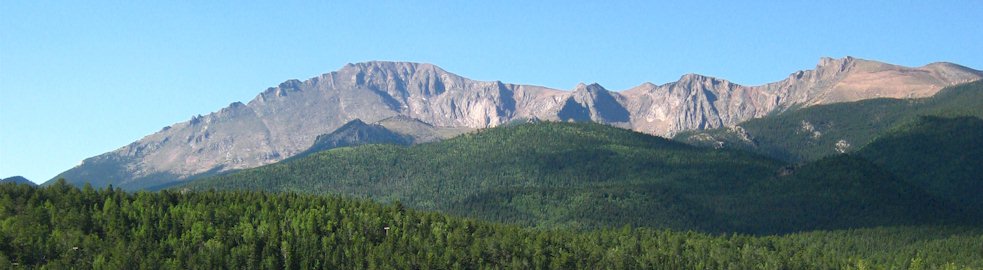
[1,1,981,184]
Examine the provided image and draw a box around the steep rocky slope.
[293,119,413,159]
[51,57,981,189]
[675,80,983,163]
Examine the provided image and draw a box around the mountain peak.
[339,118,369,128]
[814,56,898,73]
[297,118,412,158]
[335,61,464,94]
[1,176,35,186]
[679,73,714,81]
[342,61,443,74]
[676,73,730,86]
[817,56,855,69]
[574,82,606,92]
[818,55,855,65]
[50,57,982,190]
[921,62,983,76]
[562,82,629,124]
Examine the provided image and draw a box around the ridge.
[49,57,983,190]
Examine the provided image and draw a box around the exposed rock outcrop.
[51,57,982,189]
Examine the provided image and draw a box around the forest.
[11,82,983,269]
[183,119,982,234]
[3,181,982,269]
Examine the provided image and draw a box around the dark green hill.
[858,116,983,213]
[0,176,36,186]
[187,122,779,231]
[183,122,969,234]
[728,155,961,233]
[675,80,983,163]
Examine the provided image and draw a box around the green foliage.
[187,122,784,232]
[858,116,983,213]
[182,122,974,234]
[676,80,983,163]
[729,154,965,233]
[3,182,982,269]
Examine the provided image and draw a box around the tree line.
[2,181,981,269]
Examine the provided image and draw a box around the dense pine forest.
[185,122,784,232]
[13,80,983,269]
[857,116,983,212]
[3,181,982,269]
[183,120,981,234]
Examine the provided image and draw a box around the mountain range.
[49,57,982,189]
[676,80,983,162]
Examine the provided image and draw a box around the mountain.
[858,116,983,213]
[374,115,474,143]
[247,116,474,167]
[292,119,413,159]
[727,154,961,233]
[675,80,983,162]
[622,57,981,135]
[183,122,780,232]
[51,57,982,189]
[181,122,973,234]
[0,176,36,186]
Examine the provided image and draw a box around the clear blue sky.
[1,1,981,184]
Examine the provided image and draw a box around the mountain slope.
[676,80,983,162]
[52,58,982,189]
[858,116,983,213]
[183,122,781,232]
[292,119,413,159]
[623,57,982,136]
[0,176,35,186]
[374,115,474,143]
[182,122,971,234]
[291,117,473,160]
[726,155,961,233]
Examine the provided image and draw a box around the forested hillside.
[675,80,983,162]
[183,122,976,234]
[858,116,983,214]
[0,176,34,186]
[186,122,782,232]
[3,182,982,269]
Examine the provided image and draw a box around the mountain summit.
[50,57,982,189]
[1,176,36,186]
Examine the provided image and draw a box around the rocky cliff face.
[760,56,983,109]
[621,57,983,136]
[51,57,982,189]
[621,74,778,136]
